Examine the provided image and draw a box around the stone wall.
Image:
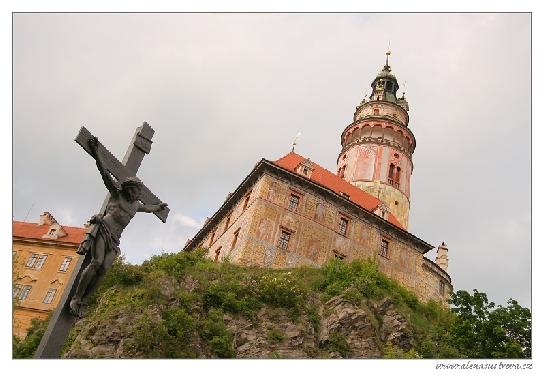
[197,172,451,305]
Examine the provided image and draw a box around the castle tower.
[337,51,415,229]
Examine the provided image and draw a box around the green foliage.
[448,289,531,358]
[61,249,530,360]
[203,279,261,315]
[383,342,422,359]
[147,249,206,277]
[258,271,305,309]
[163,307,194,343]
[267,328,286,343]
[326,331,350,358]
[13,318,48,358]
[199,309,235,358]
[320,257,419,310]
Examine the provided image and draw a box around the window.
[339,165,346,179]
[439,281,445,296]
[14,285,32,301]
[209,231,216,247]
[25,253,47,269]
[59,257,72,272]
[288,194,300,211]
[225,215,231,231]
[43,288,57,304]
[302,166,310,176]
[34,255,47,270]
[231,228,241,250]
[379,239,389,258]
[278,230,291,250]
[388,163,395,179]
[338,217,349,236]
[48,228,56,235]
[214,247,222,262]
[395,166,401,183]
[242,192,251,211]
[13,284,22,299]
[373,108,379,115]
[25,254,38,268]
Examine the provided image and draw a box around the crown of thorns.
[121,176,143,188]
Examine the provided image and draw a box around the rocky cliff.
[62,250,448,358]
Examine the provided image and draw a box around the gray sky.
[12,13,531,307]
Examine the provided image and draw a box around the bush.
[13,318,48,358]
[267,329,285,343]
[327,331,350,358]
[147,249,206,277]
[163,307,194,344]
[199,309,235,358]
[203,279,261,315]
[258,271,305,309]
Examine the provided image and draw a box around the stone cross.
[35,122,169,358]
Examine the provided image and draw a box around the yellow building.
[12,212,86,338]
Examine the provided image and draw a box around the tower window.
[439,281,445,296]
[379,239,390,258]
[278,230,292,250]
[373,108,379,115]
[209,231,216,247]
[288,194,300,211]
[395,166,401,183]
[338,217,349,236]
[339,165,347,179]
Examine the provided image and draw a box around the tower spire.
[385,43,391,71]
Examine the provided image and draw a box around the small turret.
[435,242,449,271]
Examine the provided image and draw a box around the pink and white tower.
[337,51,414,229]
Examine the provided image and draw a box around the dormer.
[42,222,67,240]
[296,158,314,178]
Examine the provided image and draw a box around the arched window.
[395,166,401,183]
[388,163,395,179]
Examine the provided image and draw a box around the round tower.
[337,51,415,229]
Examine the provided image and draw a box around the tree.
[449,289,531,358]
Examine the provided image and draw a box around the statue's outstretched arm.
[138,202,168,213]
[89,136,118,195]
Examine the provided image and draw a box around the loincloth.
[77,215,121,257]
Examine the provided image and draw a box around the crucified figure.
[69,136,168,316]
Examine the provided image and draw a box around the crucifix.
[35,122,169,358]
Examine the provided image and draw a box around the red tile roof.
[273,152,405,229]
[12,221,86,245]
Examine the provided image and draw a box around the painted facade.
[12,212,85,338]
[185,54,453,305]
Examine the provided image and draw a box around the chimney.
[38,212,57,226]
[435,242,449,271]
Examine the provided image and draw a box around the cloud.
[174,213,204,229]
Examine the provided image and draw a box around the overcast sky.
[12,13,530,307]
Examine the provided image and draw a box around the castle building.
[185,54,452,305]
[12,212,86,337]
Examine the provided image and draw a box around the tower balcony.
[387,178,400,189]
